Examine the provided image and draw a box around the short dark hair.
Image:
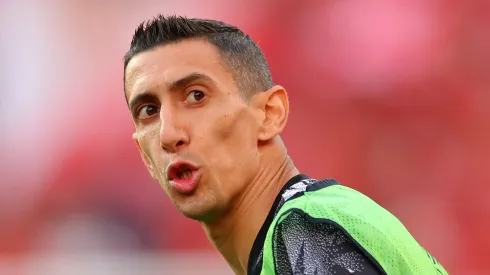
[124,15,273,99]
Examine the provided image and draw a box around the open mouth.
[166,161,201,194]
[167,162,198,181]
[177,168,192,179]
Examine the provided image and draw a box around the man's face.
[124,39,263,221]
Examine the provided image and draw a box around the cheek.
[214,108,255,142]
[205,109,258,167]
[208,110,260,199]
[138,126,164,167]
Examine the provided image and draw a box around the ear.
[254,85,290,141]
[132,132,157,180]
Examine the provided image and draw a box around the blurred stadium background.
[1,0,489,274]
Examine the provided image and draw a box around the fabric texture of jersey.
[248,175,448,275]
[248,175,381,275]
[273,212,382,274]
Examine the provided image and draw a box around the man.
[123,15,448,275]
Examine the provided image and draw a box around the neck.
[201,144,299,275]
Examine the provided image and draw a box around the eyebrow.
[128,93,159,116]
[168,72,215,92]
[128,72,215,114]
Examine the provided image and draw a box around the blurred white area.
[0,1,63,220]
[0,252,231,275]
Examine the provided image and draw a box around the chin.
[168,180,226,222]
[177,200,224,223]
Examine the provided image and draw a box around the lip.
[166,160,201,194]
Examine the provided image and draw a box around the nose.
[159,108,189,153]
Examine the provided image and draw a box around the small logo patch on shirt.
[281,179,316,201]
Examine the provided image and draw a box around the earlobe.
[132,133,157,179]
[258,85,289,141]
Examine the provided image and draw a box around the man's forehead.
[125,40,224,93]
[125,59,157,92]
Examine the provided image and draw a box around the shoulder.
[271,205,384,274]
[277,179,392,227]
[266,179,390,273]
[278,179,400,232]
[277,179,411,255]
[270,179,447,275]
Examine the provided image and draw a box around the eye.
[184,90,206,104]
[136,105,159,120]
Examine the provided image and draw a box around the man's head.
[124,15,290,222]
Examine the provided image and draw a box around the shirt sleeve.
[272,211,383,275]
